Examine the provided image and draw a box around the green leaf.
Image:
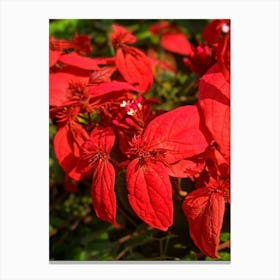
[220,232,230,242]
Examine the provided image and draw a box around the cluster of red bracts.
[50,20,230,259]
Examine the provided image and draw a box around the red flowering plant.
[50,19,230,261]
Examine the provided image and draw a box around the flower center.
[68,80,88,101]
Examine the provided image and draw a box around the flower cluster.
[50,20,230,259]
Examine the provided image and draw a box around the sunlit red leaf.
[167,158,205,179]
[116,47,153,93]
[88,67,116,84]
[91,160,116,224]
[58,52,100,70]
[182,187,225,258]
[198,63,230,162]
[74,126,115,176]
[143,105,208,163]
[126,159,173,231]
[54,123,89,180]
[49,49,61,67]
[87,81,136,98]
[49,72,89,106]
[89,126,115,154]
[161,32,192,56]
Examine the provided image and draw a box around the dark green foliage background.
[49,19,230,261]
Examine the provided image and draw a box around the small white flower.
[127,108,135,116]
[120,100,127,107]
[222,23,229,34]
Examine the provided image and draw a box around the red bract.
[182,187,225,258]
[167,157,205,179]
[126,105,208,231]
[127,159,173,231]
[54,122,89,180]
[71,33,93,55]
[74,126,117,224]
[183,44,214,76]
[87,81,136,98]
[217,34,230,82]
[202,19,230,81]
[88,67,116,85]
[198,63,230,162]
[110,24,136,46]
[182,144,230,258]
[49,33,92,67]
[149,21,192,56]
[50,49,61,68]
[110,24,153,93]
[50,72,89,107]
[58,52,100,70]
[202,19,230,46]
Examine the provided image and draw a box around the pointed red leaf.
[126,159,173,231]
[89,126,115,154]
[143,105,208,163]
[58,52,100,70]
[149,21,192,55]
[54,123,89,180]
[116,47,153,93]
[110,24,136,46]
[182,188,225,258]
[71,33,93,55]
[87,81,136,98]
[88,66,116,84]
[49,72,88,106]
[91,160,116,224]
[74,126,115,176]
[50,49,61,67]
[161,32,192,56]
[198,63,230,162]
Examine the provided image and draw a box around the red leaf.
[110,24,136,46]
[149,21,170,34]
[91,160,116,224]
[126,159,173,231]
[50,49,61,67]
[54,123,89,180]
[88,66,116,84]
[161,32,192,56]
[202,19,230,45]
[49,72,88,106]
[89,126,115,154]
[116,47,153,93]
[149,21,192,55]
[167,158,205,179]
[71,33,93,55]
[182,188,225,258]
[87,81,136,98]
[143,105,208,163]
[58,52,100,70]
[198,63,230,162]
[183,44,213,76]
[74,126,115,177]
